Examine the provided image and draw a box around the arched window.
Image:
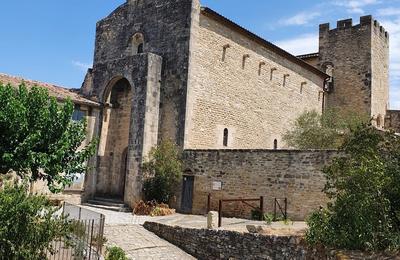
[274,139,278,150]
[130,33,144,55]
[223,128,229,147]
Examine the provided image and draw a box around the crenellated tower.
[319,15,389,127]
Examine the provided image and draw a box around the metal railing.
[46,203,105,260]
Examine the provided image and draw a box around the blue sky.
[1,0,400,108]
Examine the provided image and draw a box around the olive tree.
[0,83,96,192]
[283,109,368,149]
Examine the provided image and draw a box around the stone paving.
[81,205,307,259]
[80,206,195,259]
[104,224,195,260]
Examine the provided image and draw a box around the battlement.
[319,15,389,39]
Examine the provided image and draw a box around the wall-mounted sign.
[212,181,222,191]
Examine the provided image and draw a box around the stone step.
[88,199,126,208]
[93,197,125,204]
[83,203,132,213]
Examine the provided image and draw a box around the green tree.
[283,109,368,149]
[0,183,70,259]
[0,83,96,192]
[306,124,400,252]
[142,140,183,204]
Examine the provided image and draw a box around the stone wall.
[144,222,398,260]
[182,149,339,220]
[83,0,197,147]
[371,19,389,127]
[185,8,326,150]
[385,110,400,133]
[83,53,162,205]
[319,16,389,124]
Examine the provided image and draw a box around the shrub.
[133,200,175,216]
[306,125,400,252]
[283,109,368,149]
[106,246,128,260]
[0,83,96,192]
[264,213,274,225]
[251,208,262,220]
[0,183,70,259]
[142,140,182,204]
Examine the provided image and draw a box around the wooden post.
[207,193,211,214]
[284,198,288,220]
[273,198,277,221]
[218,200,222,227]
[260,196,264,221]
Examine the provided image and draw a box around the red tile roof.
[0,73,99,107]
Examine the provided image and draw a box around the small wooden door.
[181,176,194,213]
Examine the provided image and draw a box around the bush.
[106,246,128,260]
[0,183,70,259]
[142,140,182,204]
[264,213,274,225]
[283,109,368,149]
[133,200,175,216]
[251,209,262,220]
[306,125,400,252]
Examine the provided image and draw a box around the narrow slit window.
[270,68,277,81]
[274,139,278,150]
[222,44,230,61]
[242,54,250,69]
[259,62,266,76]
[300,82,307,94]
[283,74,289,87]
[223,128,229,147]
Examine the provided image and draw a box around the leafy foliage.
[0,183,70,259]
[0,83,96,192]
[106,246,128,260]
[306,125,400,252]
[283,109,368,149]
[142,140,182,204]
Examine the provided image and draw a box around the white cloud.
[334,0,381,14]
[378,7,400,16]
[274,34,319,55]
[279,12,321,26]
[72,60,92,72]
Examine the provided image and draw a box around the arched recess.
[130,33,145,55]
[97,77,133,198]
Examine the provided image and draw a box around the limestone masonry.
[2,0,398,219]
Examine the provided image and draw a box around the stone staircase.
[84,197,131,212]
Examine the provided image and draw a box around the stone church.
[1,0,396,218]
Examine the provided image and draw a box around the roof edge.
[200,7,328,80]
[297,52,320,59]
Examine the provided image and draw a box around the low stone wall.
[144,222,398,260]
[144,222,314,260]
[182,149,339,220]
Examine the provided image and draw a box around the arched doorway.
[97,78,133,199]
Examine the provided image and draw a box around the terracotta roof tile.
[0,73,99,107]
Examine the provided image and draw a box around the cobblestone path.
[105,224,195,260]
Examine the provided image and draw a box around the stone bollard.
[207,211,218,229]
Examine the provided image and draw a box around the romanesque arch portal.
[97,78,133,199]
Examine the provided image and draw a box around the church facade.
[79,0,392,210]
[2,0,395,218]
